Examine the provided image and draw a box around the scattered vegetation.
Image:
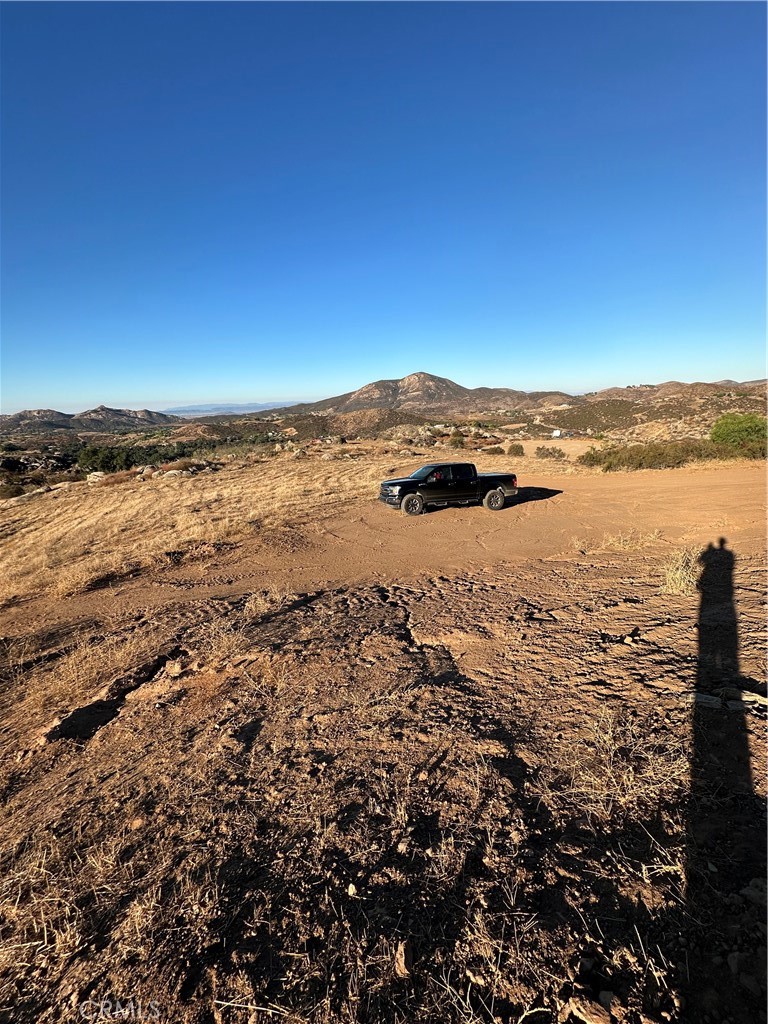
[580,439,732,471]
[535,446,566,460]
[550,708,689,825]
[506,443,524,457]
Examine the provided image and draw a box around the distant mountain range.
[2,373,764,439]
[162,401,301,417]
[0,405,183,435]
[264,372,571,415]
[263,371,766,417]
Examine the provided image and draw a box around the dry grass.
[0,453,395,603]
[550,708,689,826]
[0,620,167,734]
[660,545,700,596]
[601,528,662,551]
[570,528,663,555]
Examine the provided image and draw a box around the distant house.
[551,429,562,438]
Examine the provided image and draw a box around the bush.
[448,436,465,449]
[485,446,504,455]
[0,483,24,499]
[576,438,751,471]
[535,446,567,461]
[507,443,525,457]
[710,413,767,456]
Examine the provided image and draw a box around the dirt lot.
[0,457,765,1024]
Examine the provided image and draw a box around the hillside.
[3,376,765,446]
[265,373,767,442]
[266,372,573,415]
[0,405,183,435]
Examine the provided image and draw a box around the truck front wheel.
[483,488,505,511]
[402,493,424,516]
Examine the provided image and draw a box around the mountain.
[162,401,301,417]
[264,372,573,415]
[0,405,184,435]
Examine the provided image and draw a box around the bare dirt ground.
[0,457,765,1024]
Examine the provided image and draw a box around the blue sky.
[1,1,765,413]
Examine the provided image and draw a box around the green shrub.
[575,438,753,471]
[710,413,767,456]
[485,446,504,455]
[506,443,525,457]
[536,446,567,461]
[448,436,465,449]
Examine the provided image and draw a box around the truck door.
[421,467,453,503]
[451,463,476,500]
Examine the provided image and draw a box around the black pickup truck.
[379,462,518,516]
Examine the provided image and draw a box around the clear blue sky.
[1,1,765,413]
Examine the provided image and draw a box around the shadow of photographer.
[683,538,766,1022]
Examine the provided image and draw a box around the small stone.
[727,952,740,975]
[566,995,612,1024]
[394,939,411,978]
[739,973,761,998]
[598,990,615,1010]
[347,883,357,896]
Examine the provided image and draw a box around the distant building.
[551,429,562,438]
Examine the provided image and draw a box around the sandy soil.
[0,460,765,1024]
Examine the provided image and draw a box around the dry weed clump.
[569,529,662,555]
[660,546,700,596]
[601,528,662,551]
[550,709,689,826]
[195,618,251,666]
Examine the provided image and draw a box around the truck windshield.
[409,465,440,480]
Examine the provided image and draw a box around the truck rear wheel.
[483,488,505,511]
[402,494,424,516]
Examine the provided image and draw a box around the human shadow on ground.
[680,538,767,1022]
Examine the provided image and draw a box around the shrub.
[507,443,524,457]
[485,446,504,455]
[710,413,767,456]
[0,483,24,499]
[448,436,465,449]
[576,438,749,471]
[535,446,566,461]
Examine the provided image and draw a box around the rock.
[693,693,722,708]
[739,973,761,998]
[87,472,105,484]
[598,991,615,1011]
[740,879,767,907]
[728,952,741,975]
[566,995,612,1024]
[393,940,411,978]
[163,470,182,477]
